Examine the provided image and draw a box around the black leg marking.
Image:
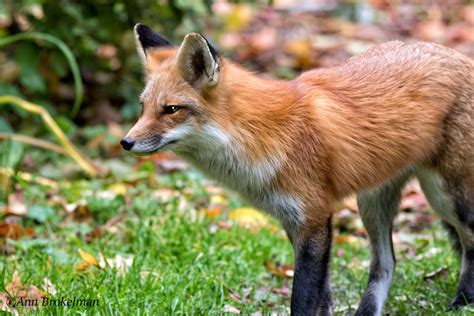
[442,220,462,256]
[450,248,474,309]
[446,182,474,309]
[291,217,333,316]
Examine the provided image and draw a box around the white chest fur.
[174,124,306,228]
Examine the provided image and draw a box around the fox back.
[122,24,474,315]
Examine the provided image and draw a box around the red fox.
[122,24,474,315]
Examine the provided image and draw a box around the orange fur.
[127,41,473,229]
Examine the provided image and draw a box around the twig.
[0,167,58,188]
[0,96,97,176]
[0,132,67,155]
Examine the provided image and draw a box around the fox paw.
[448,291,474,310]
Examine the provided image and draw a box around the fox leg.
[290,217,333,316]
[355,172,410,316]
[445,179,474,309]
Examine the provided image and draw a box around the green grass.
[2,167,474,315]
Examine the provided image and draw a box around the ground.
[2,153,474,315]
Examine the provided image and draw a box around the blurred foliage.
[0,0,225,130]
[0,0,473,140]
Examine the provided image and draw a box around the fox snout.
[120,137,135,151]
[120,134,165,155]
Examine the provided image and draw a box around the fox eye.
[163,105,181,115]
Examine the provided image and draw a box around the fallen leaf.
[333,209,361,232]
[42,278,57,296]
[223,3,254,32]
[333,195,358,212]
[65,201,93,223]
[223,304,241,314]
[0,223,34,240]
[228,207,270,228]
[218,221,233,230]
[5,272,46,307]
[6,191,27,216]
[202,194,228,218]
[264,261,294,278]
[76,249,98,271]
[0,292,18,315]
[5,272,23,296]
[423,267,449,281]
[400,191,428,212]
[137,152,187,173]
[85,212,125,243]
[151,188,176,202]
[98,253,133,276]
[333,235,360,245]
[283,38,313,68]
[272,286,290,297]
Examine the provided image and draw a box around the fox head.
[121,24,224,156]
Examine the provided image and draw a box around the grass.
[2,161,474,315]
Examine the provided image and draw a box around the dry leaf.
[423,267,449,281]
[400,192,428,212]
[333,235,360,245]
[283,38,313,68]
[0,292,18,315]
[65,201,93,223]
[272,286,290,297]
[264,261,294,278]
[151,188,176,202]
[218,221,233,230]
[97,183,128,200]
[137,152,187,173]
[223,4,254,32]
[42,278,57,296]
[333,195,358,212]
[228,207,269,228]
[98,253,133,275]
[223,304,241,314]
[5,272,47,307]
[6,192,27,216]
[0,223,34,240]
[6,272,23,296]
[203,194,228,218]
[76,249,98,271]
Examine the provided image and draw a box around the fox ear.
[176,33,220,89]
[134,23,173,60]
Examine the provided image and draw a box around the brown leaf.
[97,44,117,59]
[5,272,23,296]
[333,195,358,212]
[272,286,290,297]
[0,223,34,240]
[78,249,98,266]
[137,152,187,173]
[283,38,313,68]
[0,292,18,315]
[64,201,93,223]
[85,213,125,242]
[223,304,241,314]
[5,272,47,308]
[218,221,233,230]
[264,261,294,278]
[5,191,27,216]
[333,235,360,245]
[98,253,133,275]
[423,267,449,281]
[76,249,98,271]
[400,192,428,213]
[229,207,270,228]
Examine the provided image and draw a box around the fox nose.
[120,137,135,151]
